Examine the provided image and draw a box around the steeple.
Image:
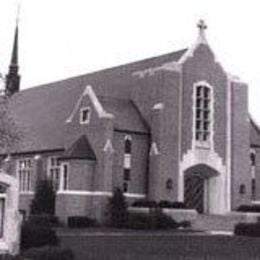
[5,13,20,96]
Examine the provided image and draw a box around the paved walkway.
[58,230,260,260]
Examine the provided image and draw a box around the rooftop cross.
[197,19,207,43]
[197,19,207,32]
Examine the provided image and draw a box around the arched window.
[250,152,256,166]
[194,84,212,142]
[124,136,132,154]
[123,136,132,193]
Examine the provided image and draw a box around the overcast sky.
[1,0,260,123]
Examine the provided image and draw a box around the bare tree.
[0,94,21,153]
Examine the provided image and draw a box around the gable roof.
[1,48,187,154]
[99,96,149,132]
[60,135,96,161]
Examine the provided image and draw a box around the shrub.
[21,222,58,250]
[108,187,127,228]
[132,199,157,208]
[30,179,56,215]
[236,204,260,213]
[178,221,191,228]
[126,212,154,229]
[126,212,178,230]
[23,246,74,260]
[155,212,179,229]
[158,200,186,209]
[28,214,60,227]
[234,222,260,237]
[68,216,96,228]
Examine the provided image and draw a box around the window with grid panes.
[195,85,211,142]
[18,159,33,192]
[48,157,60,190]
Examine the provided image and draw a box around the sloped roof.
[99,96,149,132]
[0,48,187,154]
[60,135,96,160]
[250,118,260,147]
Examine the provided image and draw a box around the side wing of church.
[1,20,260,222]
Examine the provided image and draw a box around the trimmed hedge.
[126,212,179,230]
[28,214,60,227]
[23,246,74,260]
[236,204,260,213]
[21,222,58,250]
[158,201,187,209]
[68,216,96,228]
[131,200,157,208]
[234,223,260,237]
[132,200,187,209]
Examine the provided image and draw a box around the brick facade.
[1,21,258,222]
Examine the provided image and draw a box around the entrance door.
[184,175,204,213]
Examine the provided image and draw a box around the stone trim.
[192,81,214,151]
[66,85,114,123]
[56,190,145,198]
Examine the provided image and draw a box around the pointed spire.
[11,24,18,66]
[5,6,20,96]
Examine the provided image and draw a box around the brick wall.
[254,147,260,200]
[181,44,228,163]
[112,131,149,195]
[231,82,251,208]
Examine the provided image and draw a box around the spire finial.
[16,2,21,27]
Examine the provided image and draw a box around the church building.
[1,20,260,222]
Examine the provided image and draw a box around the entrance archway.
[184,164,218,214]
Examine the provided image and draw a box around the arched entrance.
[184,164,218,214]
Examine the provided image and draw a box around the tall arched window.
[194,84,212,143]
[123,136,132,192]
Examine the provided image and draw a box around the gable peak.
[179,19,209,64]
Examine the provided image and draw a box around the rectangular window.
[62,163,69,191]
[123,182,128,193]
[80,107,91,124]
[124,168,131,181]
[48,157,60,190]
[0,198,4,238]
[124,154,131,169]
[195,85,212,143]
[252,178,256,200]
[18,159,33,192]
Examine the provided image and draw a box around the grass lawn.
[58,230,260,260]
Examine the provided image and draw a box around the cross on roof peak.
[197,19,207,32]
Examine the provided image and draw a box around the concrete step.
[191,214,244,232]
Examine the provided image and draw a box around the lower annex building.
[1,20,260,222]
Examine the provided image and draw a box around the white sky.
[1,0,260,123]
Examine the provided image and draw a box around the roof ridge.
[19,48,187,92]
